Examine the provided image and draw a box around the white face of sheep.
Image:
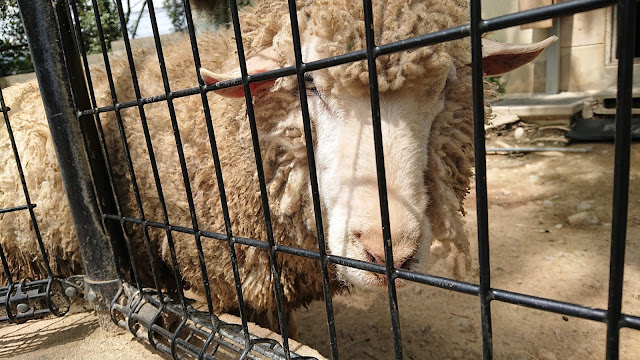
[200,35,557,288]
[308,80,439,286]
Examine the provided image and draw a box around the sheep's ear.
[200,46,279,98]
[480,35,558,76]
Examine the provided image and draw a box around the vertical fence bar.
[361,1,403,359]
[109,0,170,313]
[227,1,292,357]
[16,0,122,314]
[0,86,53,282]
[179,2,253,353]
[470,0,493,359]
[144,2,205,358]
[606,0,635,358]
[285,1,340,359]
[57,0,130,283]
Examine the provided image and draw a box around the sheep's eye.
[303,73,319,95]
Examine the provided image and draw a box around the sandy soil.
[0,312,170,360]
[2,133,639,359]
[0,311,323,360]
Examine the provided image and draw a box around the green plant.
[486,75,506,96]
[0,0,32,76]
[164,0,186,32]
[75,0,122,54]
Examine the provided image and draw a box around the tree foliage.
[0,0,124,77]
[164,0,186,32]
[0,0,213,77]
[0,0,32,76]
[75,0,123,55]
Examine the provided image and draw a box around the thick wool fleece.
[1,0,480,317]
[1,81,82,281]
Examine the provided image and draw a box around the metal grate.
[0,88,74,324]
[3,0,638,359]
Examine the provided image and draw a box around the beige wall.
[482,1,640,94]
[482,0,548,93]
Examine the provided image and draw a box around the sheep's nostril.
[364,251,375,263]
[398,256,417,270]
[364,251,416,269]
[364,250,384,265]
[356,231,417,269]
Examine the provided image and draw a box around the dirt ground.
[0,311,169,360]
[2,127,640,359]
[295,131,640,359]
[0,310,322,360]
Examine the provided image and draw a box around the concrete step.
[490,92,589,126]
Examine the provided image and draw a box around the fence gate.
[1,0,639,359]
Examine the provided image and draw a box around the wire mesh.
[0,87,72,324]
[73,0,639,359]
[2,0,638,359]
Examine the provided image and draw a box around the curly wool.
[0,81,82,282]
[1,0,484,320]
[220,0,479,273]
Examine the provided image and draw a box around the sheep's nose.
[355,232,415,269]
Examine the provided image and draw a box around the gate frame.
[16,0,124,314]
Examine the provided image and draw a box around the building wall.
[482,1,640,94]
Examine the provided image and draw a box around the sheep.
[0,0,554,331]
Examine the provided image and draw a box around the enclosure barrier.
[0,0,638,359]
[0,85,78,324]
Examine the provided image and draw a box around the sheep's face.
[300,41,451,287]
[200,43,450,288]
[199,34,556,288]
[310,84,445,286]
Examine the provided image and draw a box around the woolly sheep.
[0,0,554,330]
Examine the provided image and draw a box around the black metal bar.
[0,244,11,287]
[180,1,251,349]
[1,87,35,288]
[361,1,403,359]
[0,204,36,215]
[606,0,636,358]
[491,289,606,322]
[16,0,121,312]
[67,0,144,306]
[54,1,127,278]
[111,0,166,301]
[228,1,292,356]
[111,285,307,360]
[470,0,493,359]
[143,0,193,321]
[87,0,145,295]
[284,1,340,359]
[1,69,53,283]
[58,0,132,284]
[1,278,69,323]
[88,0,173,335]
[620,315,640,331]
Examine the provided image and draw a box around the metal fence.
[0,87,76,324]
[1,0,638,359]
